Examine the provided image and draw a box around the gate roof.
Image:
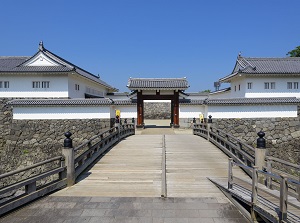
[127,78,189,91]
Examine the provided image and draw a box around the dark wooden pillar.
[170,100,174,126]
[137,91,144,128]
[173,91,179,128]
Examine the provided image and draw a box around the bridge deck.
[1,128,249,222]
[52,133,249,198]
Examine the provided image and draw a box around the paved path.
[1,128,249,222]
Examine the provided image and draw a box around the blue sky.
[1,1,299,92]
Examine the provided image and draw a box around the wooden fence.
[0,124,135,216]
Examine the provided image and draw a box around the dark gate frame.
[137,90,179,128]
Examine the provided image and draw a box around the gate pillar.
[137,91,144,128]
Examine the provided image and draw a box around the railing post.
[25,182,37,194]
[228,158,233,189]
[116,123,120,141]
[296,176,300,201]
[59,156,67,180]
[62,132,75,187]
[279,174,288,222]
[251,166,259,221]
[266,157,272,189]
[207,115,212,141]
[255,131,266,171]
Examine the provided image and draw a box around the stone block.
[291,130,300,138]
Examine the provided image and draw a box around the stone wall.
[144,102,171,119]
[211,117,300,165]
[0,98,111,176]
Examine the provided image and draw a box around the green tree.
[200,89,211,93]
[287,46,300,57]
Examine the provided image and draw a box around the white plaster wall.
[13,106,111,119]
[160,90,174,95]
[68,74,108,98]
[142,90,156,95]
[228,76,300,98]
[25,52,60,66]
[208,105,297,118]
[0,74,69,98]
[179,105,205,118]
[229,77,246,98]
[244,76,300,98]
[113,106,137,119]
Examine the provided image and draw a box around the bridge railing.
[63,123,135,186]
[265,156,300,200]
[228,158,300,222]
[0,123,135,216]
[73,124,135,179]
[193,123,255,174]
[194,123,300,193]
[0,156,66,215]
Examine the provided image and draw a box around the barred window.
[247,82,252,89]
[287,82,293,89]
[294,82,298,89]
[264,82,269,89]
[32,81,40,88]
[42,81,50,88]
[0,81,9,88]
[270,82,275,89]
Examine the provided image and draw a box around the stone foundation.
[144,102,171,119]
[211,118,300,165]
[0,99,111,177]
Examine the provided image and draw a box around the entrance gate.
[127,78,189,128]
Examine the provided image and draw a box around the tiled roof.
[7,97,300,106]
[0,56,30,71]
[179,99,205,105]
[113,99,137,105]
[127,78,189,90]
[187,92,210,96]
[206,97,300,105]
[7,98,139,106]
[209,87,231,95]
[11,66,73,72]
[220,56,300,82]
[7,98,113,106]
[0,43,117,91]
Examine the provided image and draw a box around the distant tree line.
[287,46,300,57]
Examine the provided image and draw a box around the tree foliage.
[287,46,300,57]
[200,89,211,93]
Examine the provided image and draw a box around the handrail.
[194,123,300,202]
[0,123,135,216]
[0,156,63,180]
[266,156,300,170]
[74,127,116,152]
[228,158,300,222]
[193,123,255,172]
[72,124,135,179]
[0,156,66,216]
[210,126,255,153]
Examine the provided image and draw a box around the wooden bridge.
[0,123,299,222]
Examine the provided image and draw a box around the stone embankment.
[212,118,300,165]
[0,99,110,178]
[144,102,171,119]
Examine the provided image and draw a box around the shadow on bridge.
[143,124,171,129]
